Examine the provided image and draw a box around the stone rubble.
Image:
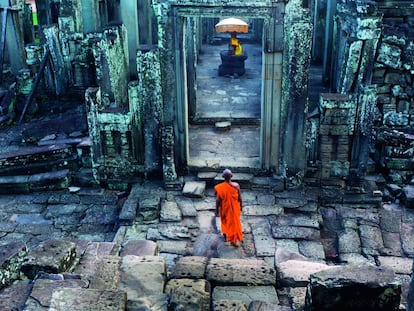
[0,178,411,310]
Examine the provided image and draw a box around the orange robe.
[214,182,243,243]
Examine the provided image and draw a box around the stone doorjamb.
[155,0,286,174]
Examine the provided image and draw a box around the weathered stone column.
[92,25,129,108]
[162,125,178,186]
[80,0,105,33]
[310,0,326,64]
[43,25,69,95]
[137,46,163,174]
[281,0,313,178]
[128,80,144,164]
[120,0,139,78]
[349,85,377,181]
[335,1,382,94]
[58,0,83,33]
[3,7,25,76]
[322,0,336,87]
[137,0,153,45]
[262,3,284,173]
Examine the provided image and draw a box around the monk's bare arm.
[215,192,221,216]
[238,190,243,210]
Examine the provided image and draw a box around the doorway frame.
[164,2,285,174]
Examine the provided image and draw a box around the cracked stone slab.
[157,240,189,255]
[21,239,77,279]
[243,205,283,216]
[175,196,198,217]
[160,200,182,222]
[377,256,413,274]
[338,228,361,254]
[170,256,208,279]
[0,279,32,311]
[271,225,320,240]
[359,224,384,256]
[49,288,126,311]
[213,285,279,306]
[120,240,158,256]
[28,275,88,308]
[206,258,276,285]
[79,241,120,259]
[165,278,211,311]
[73,255,121,289]
[298,240,326,260]
[253,234,276,257]
[118,255,166,300]
[182,181,206,198]
[276,259,335,287]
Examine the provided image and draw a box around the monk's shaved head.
[222,169,233,179]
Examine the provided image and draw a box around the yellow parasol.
[215,18,249,34]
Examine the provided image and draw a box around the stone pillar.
[2,7,25,76]
[322,0,336,88]
[43,25,69,95]
[128,80,144,164]
[107,0,120,24]
[186,17,197,121]
[58,0,83,33]
[137,0,152,45]
[281,0,313,178]
[349,85,377,181]
[85,87,103,182]
[162,125,178,185]
[311,0,326,64]
[120,0,138,78]
[22,3,34,43]
[262,2,284,173]
[137,46,163,174]
[92,25,129,108]
[335,1,382,94]
[80,0,102,33]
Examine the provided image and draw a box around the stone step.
[0,169,71,194]
[197,171,286,191]
[0,143,77,178]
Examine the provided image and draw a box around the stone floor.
[0,175,413,310]
[188,42,262,169]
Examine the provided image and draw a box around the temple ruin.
[0,0,413,310]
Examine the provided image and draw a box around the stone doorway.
[166,2,284,173]
[187,18,262,170]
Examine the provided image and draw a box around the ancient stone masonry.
[306,0,414,192]
[370,2,414,189]
[282,0,313,179]
[317,93,356,187]
[136,47,163,175]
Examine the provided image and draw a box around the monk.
[214,169,243,247]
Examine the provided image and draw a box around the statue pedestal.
[218,50,248,76]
